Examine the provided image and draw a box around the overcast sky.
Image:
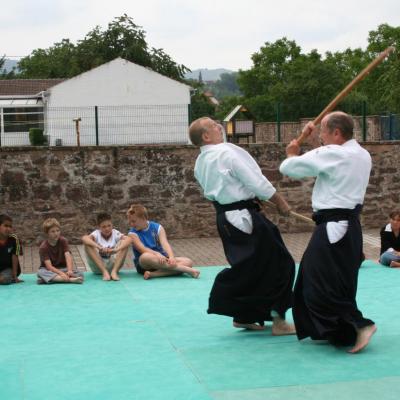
[1,0,399,71]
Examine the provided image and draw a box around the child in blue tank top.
[127,204,200,280]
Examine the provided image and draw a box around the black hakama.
[207,200,295,324]
[293,206,374,345]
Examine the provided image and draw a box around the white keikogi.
[195,142,276,233]
[279,139,371,242]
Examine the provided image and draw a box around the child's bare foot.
[103,272,111,281]
[111,272,120,281]
[143,271,152,280]
[233,321,265,330]
[190,269,200,279]
[70,276,84,284]
[390,260,400,268]
[348,324,377,353]
[272,318,296,336]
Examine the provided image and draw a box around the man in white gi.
[189,117,295,335]
[280,111,376,353]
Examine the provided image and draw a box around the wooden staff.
[265,201,314,224]
[297,46,395,145]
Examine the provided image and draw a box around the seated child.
[379,210,400,268]
[127,204,200,280]
[37,218,84,284]
[0,214,23,285]
[81,212,131,281]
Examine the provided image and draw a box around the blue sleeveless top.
[129,221,167,263]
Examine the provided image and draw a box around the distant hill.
[185,68,234,82]
[1,59,19,72]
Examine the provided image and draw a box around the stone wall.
[0,141,399,244]
[255,115,382,143]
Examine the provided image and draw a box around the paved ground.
[20,229,381,274]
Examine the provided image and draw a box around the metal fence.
[380,114,400,140]
[0,104,190,146]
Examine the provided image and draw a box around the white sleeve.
[231,148,276,200]
[90,230,100,243]
[113,229,122,242]
[279,148,323,179]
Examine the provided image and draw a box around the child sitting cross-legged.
[0,214,24,285]
[127,204,200,280]
[37,218,84,284]
[81,212,131,281]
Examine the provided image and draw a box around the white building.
[0,58,192,146]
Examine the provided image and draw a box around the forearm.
[114,237,132,252]
[267,192,291,215]
[65,252,74,272]
[44,261,62,274]
[160,241,174,259]
[82,235,102,250]
[11,255,19,279]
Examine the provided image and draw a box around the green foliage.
[205,72,241,99]
[190,93,216,122]
[366,24,400,113]
[29,128,45,146]
[0,56,17,79]
[215,96,244,120]
[17,14,188,81]
[233,27,400,121]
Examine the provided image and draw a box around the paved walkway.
[20,230,381,274]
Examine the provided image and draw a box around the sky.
[1,0,399,71]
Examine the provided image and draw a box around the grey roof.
[0,79,65,96]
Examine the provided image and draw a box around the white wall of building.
[45,58,191,145]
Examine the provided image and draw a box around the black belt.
[213,199,260,214]
[312,204,363,225]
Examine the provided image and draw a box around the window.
[3,107,44,132]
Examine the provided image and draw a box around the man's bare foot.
[233,321,265,330]
[190,269,200,279]
[272,318,296,336]
[111,272,120,281]
[348,324,377,353]
[390,260,400,268]
[103,272,111,281]
[143,271,152,280]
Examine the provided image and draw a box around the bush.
[29,128,45,145]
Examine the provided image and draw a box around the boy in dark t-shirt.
[0,214,23,285]
[37,218,84,284]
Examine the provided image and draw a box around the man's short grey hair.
[326,112,354,140]
[189,117,210,146]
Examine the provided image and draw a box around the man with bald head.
[189,117,296,335]
[280,111,376,353]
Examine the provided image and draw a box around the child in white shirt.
[82,213,132,281]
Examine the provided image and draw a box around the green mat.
[0,260,399,400]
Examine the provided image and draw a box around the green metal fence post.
[95,106,99,146]
[362,101,367,141]
[276,102,281,142]
[188,104,192,125]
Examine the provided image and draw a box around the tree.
[366,24,400,113]
[233,34,397,121]
[235,39,346,120]
[186,79,216,121]
[206,72,241,99]
[17,15,189,81]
